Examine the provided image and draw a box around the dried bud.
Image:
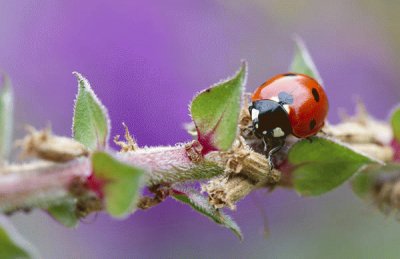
[113,123,139,152]
[372,173,400,215]
[331,101,393,145]
[184,140,204,163]
[19,127,89,162]
[203,137,281,209]
[203,175,257,210]
[323,101,394,162]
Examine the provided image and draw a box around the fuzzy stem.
[0,159,90,212]
[0,143,226,213]
[116,144,224,185]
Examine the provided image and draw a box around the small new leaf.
[290,37,323,85]
[72,72,110,149]
[391,106,400,142]
[47,198,79,228]
[0,74,13,161]
[289,137,377,196]
[92,151,145,218]
[172,187,242,240]
[0,217,39,259]
[190,62,247,153]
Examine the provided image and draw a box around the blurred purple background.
[2,1,400,258]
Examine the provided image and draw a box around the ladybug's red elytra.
[249,73,329,167]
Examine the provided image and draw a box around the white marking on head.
[251,109,259,120]
[262,131,267,135]
[283,104,290,114]
[273,127,285,138]
[255,123,259,129]
[270,96,279,102]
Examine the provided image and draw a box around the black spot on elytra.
[310,119,316,130]
[205,88,211,93]
[278,91,294,105]
[312,88,320,102]
[283,73,297,77]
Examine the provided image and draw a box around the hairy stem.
[0,159,90,212]
[0,141,224,213]
[117,144,224,185]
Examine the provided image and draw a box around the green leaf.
[391,106,400,142]
[72,72,110,149]
[352,163,400,199]
[92,151,145,218]
[289,137,377,196]
[172,187,242,240]
[0,217,39,259]
[190,62,246,153]
[0,74,13,161]
[47,198,79,228]
[290,37,323,84]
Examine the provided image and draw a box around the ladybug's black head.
[249,99,292,140]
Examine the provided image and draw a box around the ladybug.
[249,73,329,167]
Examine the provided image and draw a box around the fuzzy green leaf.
[0,217,39,259]
[289,137,377,196]
[92,151,145,218]
[172,187,242,240]
[290,37,323,84]
[391,106,400,142]
[351,163,400,199]
[47,198,79,228]
[72,72,110,149]
[190,62,246,153]
[0,74,13,161]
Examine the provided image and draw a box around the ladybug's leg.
[246,103,256,134]
[262,138,269,152]
[263,138,285,170]
[268,140,284,169]
[318,128,331,137]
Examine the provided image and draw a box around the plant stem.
[0,159,90,212]
[116,144,224,185]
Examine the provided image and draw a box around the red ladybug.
[249,73,329,166]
